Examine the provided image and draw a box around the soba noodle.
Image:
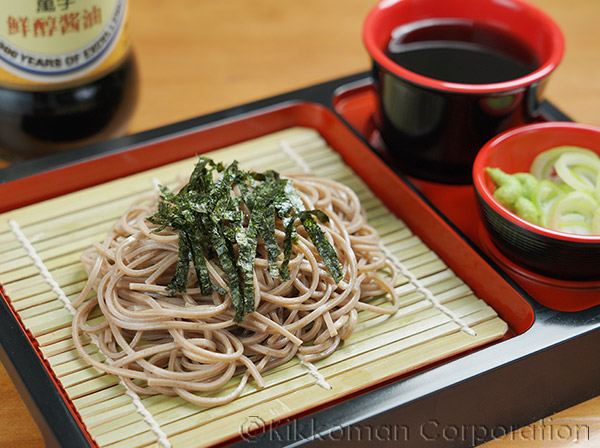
[72,172,399,406]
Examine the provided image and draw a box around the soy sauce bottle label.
[0,0,130,89]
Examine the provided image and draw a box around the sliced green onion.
[530,145,599,181]
[548,191,598,234]
[557,222,593,235]
[532,180,564,227]
[554,152,600,196]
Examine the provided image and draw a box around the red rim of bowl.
[473,121,600,244]
[362,0,565,94]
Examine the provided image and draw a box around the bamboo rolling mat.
[0,127,508,448]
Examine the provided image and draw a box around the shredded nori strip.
[280,210,343,283]
[147,156,343,322]
[168,236,191,293]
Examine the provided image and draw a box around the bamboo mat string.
[8,219,78,316]
[279,139,312,174]
[7,219,172,448]
[378,241,477,336]
[298,356,331,390]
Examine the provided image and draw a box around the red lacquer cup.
[363,0,564,184]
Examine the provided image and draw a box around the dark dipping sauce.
[373,18,544,183]
[386,19,540,85]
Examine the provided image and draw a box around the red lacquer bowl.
[362,0,564,184]
[473,122,600,281]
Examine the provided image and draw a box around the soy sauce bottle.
[0,0,138,158]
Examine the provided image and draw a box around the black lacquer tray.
[0,73,598,448]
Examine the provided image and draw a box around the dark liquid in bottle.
[386,19,540,84]
[0,54,138,158]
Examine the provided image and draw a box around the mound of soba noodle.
[72,164,399,406]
